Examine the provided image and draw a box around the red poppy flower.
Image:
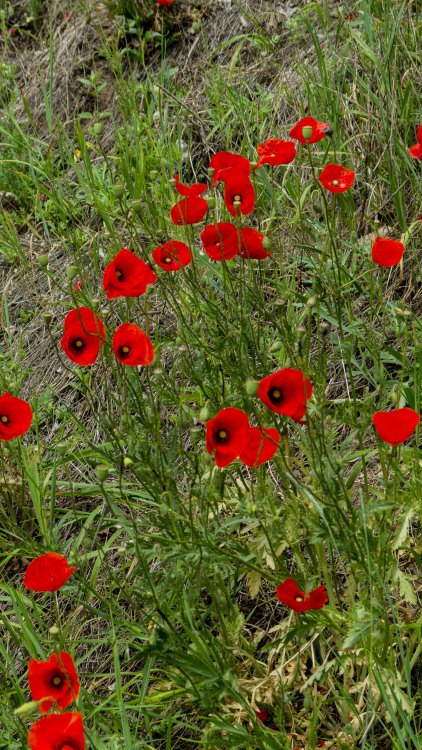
[236,228,271,260]
[256,139,297,168]
[408,124,422,159]
[255,709,268,722]
[0,392,32,441]
[24,553,76,592]
[224,171,255,217]
[103,249,157,299]
[257,368,312,419]
[61,307,105,365]
[28,652,80,714]
[170,197,208,226]
[209,152,251,187]
[174,174,207,197]
[200,222,239,261]
[112,323,154,366]
[73,275,88,292]
[28,712,85,750]
[276,578,328,612]
[289,116,329,144]
[239,427,280,467]
[206,408,250,467]
[372,408,420,446]
[371,237,404,268]
[318,164,355,193]
[152,240,191,271]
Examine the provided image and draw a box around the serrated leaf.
[246,569,261,598]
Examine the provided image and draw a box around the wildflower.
[318,164,355,193]
[174,174,208,197]
[152,240,191,271]
[103,249,157,299]
[28,652,80,715]
[236,227,271,259]
[408,124,422,160]
[276,578,328,612]
[28,712,85,750]
[112,323,154,366]
[257,368,312,420]
[206,408,250,467]
[289,116,329,144]
[60,307,105,365]
[371,237,404,268]
[156,0,174,5]
[0,392,32,441]
[170,197,208,226]
[256,139,297,168]
[372,408,420,446]
[224,171,255,217]
[200,223,239,261]
[209,151,251,187]
[24,553,76,592]
[255,709,268,723]
[239,427,280,467]
[74,275,88,292]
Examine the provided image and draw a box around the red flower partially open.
[224,171,255,217]
[60,307,105,365]
[372,237,404,268]
[276,578,328,612]
[73,275,88,292]
[200,222,239,261]
[256,139,297,168]
[372,408,420,446]
[257,368,312,419]
[28,652,80,714]
[174,174,207,197]
[319,164,355,193]
[28,712,85,750]
[170,197,208,226]
[209,152,251,187]
[152,240,191,271]
[408,123,422,159]
[112,323,154,366]
[24,553,76,592]
[239,427,280,467]
[103,249,157,299]
[0,392,32,441]
[206,408,250,467]
[289,116,329,144]
[236,228,271,259]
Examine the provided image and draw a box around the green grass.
[0,0,422,747]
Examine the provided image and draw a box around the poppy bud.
[123,456,134,468]
[395,308,411,320]
[322,126,333,137]
[14,701,40,719]
[303,695,312,709]
[245,379,259,396]
[302,125,313,141]
[17,347,25,361]
[351,230,357,242]
[208,167,215,178]
[112,184,125,199]
[43,312,52,326]
[269,340,283,353]
[205,197,215,209]
[262,236,271,250]
[192,321,201,332]
[38,254,49,268]
[306,295,318,308]
[131,199,143,213]
[161,158,169,168]
[153,111,161,126]
[192,21,200,32]
[96,464,109,483]
[390,390,398,405]
[49,625,60,639]
[66,266,78,281]
[199,405,209,422]
[93,122,103,135]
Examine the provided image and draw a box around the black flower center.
[0,415,8,424]
[72,338,85,351]
[268,387,284,405]
[115,268,124,280]
[215,428,229,444]
[118,345,131,359]
[294,594,305,602]
[163,256,173,264]
[52,675,63,687]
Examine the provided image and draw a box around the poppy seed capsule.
[66,266,78,281]
[49,625,60,639]
[131,200,143,213]
[93,122,103,135]
[56,442,67,456]
[269,340,283,353]
[302,125,313,141]
[262,236,271,250]
[96,464,109,483]
[208,167,215,177]
[112,184,125,199]
[205,197,215,209]
[43,312,52,326]
[245,379,259,396]
[123,457,134,468]
[38,254,49,268]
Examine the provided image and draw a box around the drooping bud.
[14,701,40,719]
[302,125,313,141]
[269,340,283,353]
[199,405,209,423]
[192,21,200,32]
[245,379,259,396]
[390,390,398,405]
[112,184,125,199]
[66,266,78,281]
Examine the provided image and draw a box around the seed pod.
[93,122,103,135]
[302,125,313,141]
[96,464,109,483]
[245,379,259,396]
[262,236,271,250]
[269,340,283,353]
[112,184,125,199]
[66,266,78,281]
[38,254,49,268]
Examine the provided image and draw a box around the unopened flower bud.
[245,379,259,396]
[14,701,40,719]
[66,266,78,281]
[262,236,271,250]
[112,184,125,199]
[96,464,109,483]
[192,321,201,332]
[199,405,209,422]
[43,312,52,326]
[38,254,49,268]
[93,122,103,135]
[269,340,283,353]
[208,167,215,178]
[192,21,200,32]
[302,125,313,141]
[306,295,318,308]
[205,197,215,209]
[390,391,398,405]
[123,456,134,468]
[395,307,411,319]
[175,335,182,346]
